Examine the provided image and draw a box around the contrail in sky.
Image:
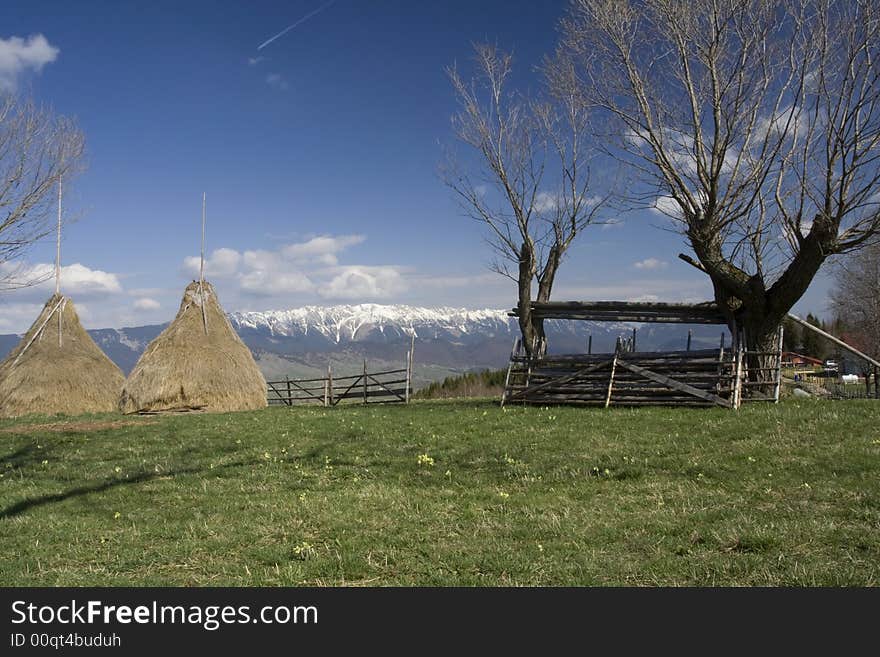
[257,0,337,50]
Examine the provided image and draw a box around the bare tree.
[831,243,880,380]
[443,44,605,356]
[553,0,880,381]
[0,93,85,291]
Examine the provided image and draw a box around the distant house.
[782,352,823,368]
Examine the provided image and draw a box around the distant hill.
[0,303,730,388]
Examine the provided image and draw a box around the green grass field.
[1,399,878,586]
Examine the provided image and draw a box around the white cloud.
[248,56,266,66]
[266,72,288,90]
[0,301,43,332]
[1,261,122,298]
[0,34,59,91]
[534,192,559,213]
[179,234,375,298]
[133,297,160,311]
[240,269,314,296]
[650,195,685,219]
[633,258,668,270]
[183,247,242,278]
[319,266,407,300]
[281,234,364,264]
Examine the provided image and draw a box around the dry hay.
[0,294,124,418]
[119,280,267,413]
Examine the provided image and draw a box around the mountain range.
[0,304,730,387]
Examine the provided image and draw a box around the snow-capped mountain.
[0,304,728,385]
[229,304,520,343]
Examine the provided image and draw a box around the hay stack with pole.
[119,194,266,413]
[119,280,267,413]
[0,182,124,418]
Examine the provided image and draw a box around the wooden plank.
[615,360,732,408]
[366,374,406,401]
[335,388,409,401]
[506,359,614,402]
[266,381,291,407]
[333,375,364,405]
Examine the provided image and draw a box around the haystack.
[0,294,124,418]
[119,281,266,413]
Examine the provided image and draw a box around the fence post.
[405,350,411,404]
[328,363,333,406]
[363,359,368,405]
[323,377,329,408]
[875,366,879,399]
[588,334,592,355]
[285,376,291,407]
[773,324,784,403]
[686,329,692,351]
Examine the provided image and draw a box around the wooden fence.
[267,341,415,407]
[503,343,739,408]
[501,331,784,409]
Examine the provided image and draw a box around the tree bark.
[517,241,539,357]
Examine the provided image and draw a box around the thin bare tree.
[553,0,880,381]
[831,242,880,387]
[0,93,85,291]
[443,44,606,356]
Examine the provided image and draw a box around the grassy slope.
[0,400,878,586]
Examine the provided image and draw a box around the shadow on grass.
[0,443,39,470]
[0,458,257,519]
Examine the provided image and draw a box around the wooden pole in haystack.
[56,178,63,346]
[199,192,208,335]
[56,179,62,296]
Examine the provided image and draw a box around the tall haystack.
[0,294,125,418]
[119,281,266,413]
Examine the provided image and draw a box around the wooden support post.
[408,334,415,402]
[733,327,744,409]
[405,349,411,404]
[328,363,334,406]
[363,360,368,405]
[686,329,692,351]
[632,327,637,352]
[720,332,725,350]
[875,366,879,399]
[588,335,592,355]
[285,376,292,407]
[605,355,618,408]
[773,324,784,403]
[501,337,519,407]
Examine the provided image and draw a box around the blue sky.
[0,0,832,332]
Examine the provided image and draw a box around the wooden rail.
[503,346,739,408]
[267,339,415,407]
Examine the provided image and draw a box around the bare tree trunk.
[444,44,604,361]
[517,241,539,356]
